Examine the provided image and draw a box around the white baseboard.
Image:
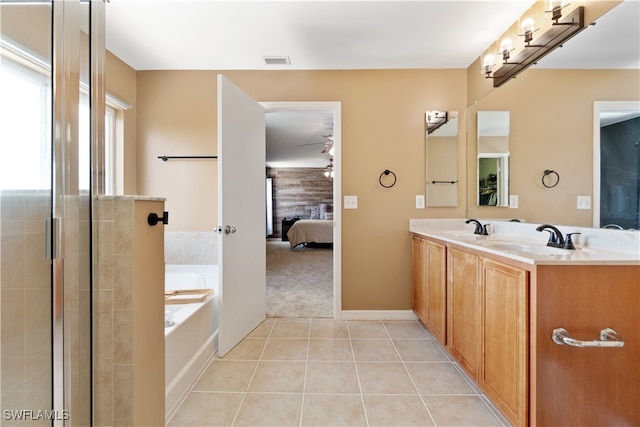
[340,310,417,321]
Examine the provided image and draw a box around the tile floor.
[168,318,509,427]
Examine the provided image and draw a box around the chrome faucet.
[465,219,489,235]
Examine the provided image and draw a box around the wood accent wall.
[267,167,333,238]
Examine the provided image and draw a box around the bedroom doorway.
[261,101,342,319]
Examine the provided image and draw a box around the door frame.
[260,101,342,318]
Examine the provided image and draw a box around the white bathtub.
[164,265,218,421]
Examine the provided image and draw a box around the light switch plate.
[509,195,518,209]
[344,195,358,209]
[577,195,591,210]
[416,195,425,209]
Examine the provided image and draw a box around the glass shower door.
[1,1,93,425]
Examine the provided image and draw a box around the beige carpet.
[266,240,333,318]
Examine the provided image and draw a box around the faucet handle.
[482,224,490,235]
[563,232,581,250]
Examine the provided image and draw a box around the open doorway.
[261,102,342,318]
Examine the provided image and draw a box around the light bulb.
[482,54,495,76]
[500,38,513,61]
[521,18,535,43]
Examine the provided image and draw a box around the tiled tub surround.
[94,196,166,426]
[409,218,640,264]
[165,231,217,265]
[168,318,509,427]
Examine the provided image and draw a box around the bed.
[286,219,333,248]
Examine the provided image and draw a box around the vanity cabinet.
[480,258,528,427]
[411,235,446,344]
[446,247,480,379]
[411,226,639,426]
[412,235,528,426]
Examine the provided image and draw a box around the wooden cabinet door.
[447,247,480,379]
[533,265,640,427]
[480,258,528,427]
[425,240,446,345]
[411,235,428,325]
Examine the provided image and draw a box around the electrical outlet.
[509,195,519,209]
[416,195,425,209]
[577,195,591,210]
[344,195,358,209]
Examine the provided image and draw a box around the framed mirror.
[477,111,510,207]
[593,101,640,229]
[425,111,458,206]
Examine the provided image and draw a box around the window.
[1,38,119,193]
[0,59,51,190]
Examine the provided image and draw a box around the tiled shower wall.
[0,190,53,423]
[0,191,91,425]
[165,231,217,265]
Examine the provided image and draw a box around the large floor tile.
[261,338,308,360]
[393,339,449,362]
[310,319,349,338]
[305,361,360,394]
[301,394,367,426]
[193,360,257,392]
[234,393,302,427]
[382,321,431,339]
[346,320,390,338]
[247,319,275,338]
[220,338,266,360]
[405,362,475,395]
[356,362,417,394]
[167,392,243,427]
[308,338,354,361]
[363,395,435,427]
[422,395,505,426]
[351,339,401,361]
[270,318,311,338]
[248,361,306,393]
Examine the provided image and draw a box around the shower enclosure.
[1,1,104,424]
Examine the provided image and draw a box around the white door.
[217,75,266,356]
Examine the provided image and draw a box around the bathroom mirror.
[425,111,458,206]
[477,111,510,207]
[593,101,640,229]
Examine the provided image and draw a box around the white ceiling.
[104,0,640,167]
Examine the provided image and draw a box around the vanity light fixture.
[489,6,586,87]
[426,111,449,134]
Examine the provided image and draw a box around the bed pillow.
[309,206,320,219]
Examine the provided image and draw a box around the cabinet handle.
[552,327,625,348]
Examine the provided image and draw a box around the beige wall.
[132,66,639,311]
[117,0,638,311]
[135,69,467,310]
[466,68,640,226]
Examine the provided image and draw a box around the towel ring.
[379,169,397,188]
[542,169,560,188]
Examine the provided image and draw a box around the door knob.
[224,225,237,234]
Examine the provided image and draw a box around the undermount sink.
[435,230,484,240]
[474,240,570,256]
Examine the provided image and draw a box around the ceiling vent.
[262,56,291,66]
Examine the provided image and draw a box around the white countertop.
[410,219,640,266]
